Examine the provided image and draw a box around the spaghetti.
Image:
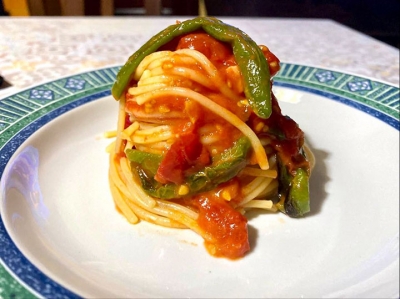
[108,17,313,259]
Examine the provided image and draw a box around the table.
[1,17,399,95]
[0,16,399,298]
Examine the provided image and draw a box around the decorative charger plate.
[0,64,399,298]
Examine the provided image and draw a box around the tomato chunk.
[194,194,250,259]
[260,45,280,77]
[155,133,210,185]
[177,32,234,68]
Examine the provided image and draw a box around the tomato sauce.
[155,131,210,184]
[125,31,305,259]
[176,32,235,69]
[193,192,250,259]
[251,93,309,174]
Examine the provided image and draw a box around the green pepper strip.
[287,168,310,216]
[125,136,251,199]
[112,17,272,119]
[276,157,310,217]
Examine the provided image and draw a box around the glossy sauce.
[191,179,249,259]
[126,32,304,259]
[174,34,251,258]
[254,94,309,174]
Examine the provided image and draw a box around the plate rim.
[0,63,399,298]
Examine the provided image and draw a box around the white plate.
[0,65,399,298]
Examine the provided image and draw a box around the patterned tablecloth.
[0,17,399,94]
[0,16,399,298]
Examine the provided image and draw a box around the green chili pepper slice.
[112,17,272,119]
[125,136,251,199]
[276,157,310,218]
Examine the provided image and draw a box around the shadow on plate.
[248,141,330,221]
[247,225,259,255]
[246,142,330,247]
[307,147,330,217]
